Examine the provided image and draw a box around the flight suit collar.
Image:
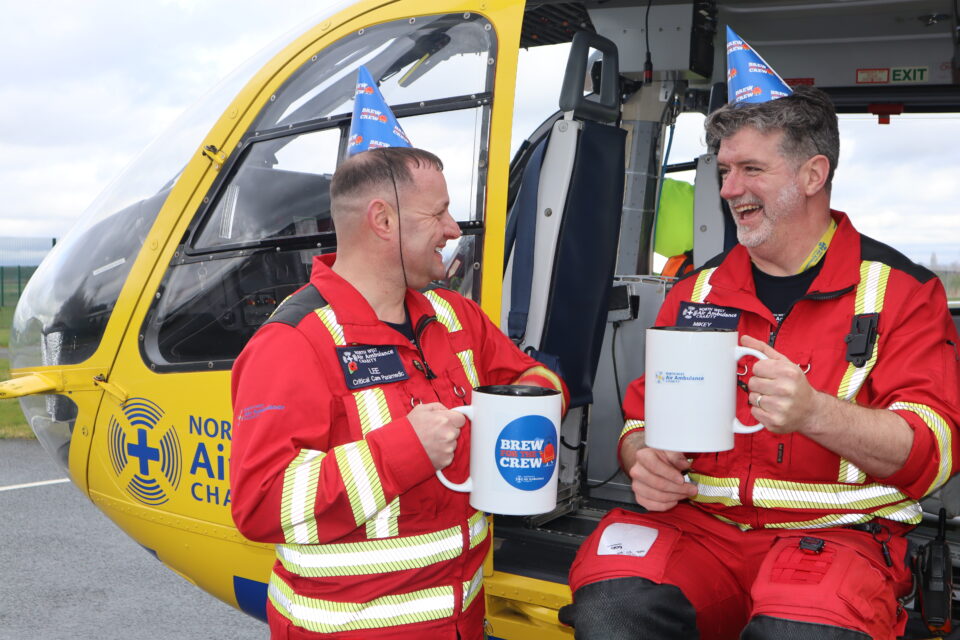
[704,210,862,315]
[308,253,437,345]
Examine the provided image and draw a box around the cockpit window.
[254,13,494,131]
[143,12,496,370]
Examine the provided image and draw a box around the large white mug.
[644,327,768,452]
[436,385,562,515]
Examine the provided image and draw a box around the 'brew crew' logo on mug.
[495,416,557,491]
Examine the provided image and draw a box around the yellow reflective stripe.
[281,449,325,544]
[276,524,466,577]
[834,261,890,483]
[763,512,876,530]
[688,473,742,506]
[366,497,400,539]
[468,510,489,550]
[889,401,953,494]
[268,294,295,320]
[462,565,484,611]
[836,262,890,403]
[516,365,566,412]
[457,350,481,389]
[872,499,924,524]
[691,268,716,303]
[350,387,398,537]
[838,459,867,484]
[315,305,346,346]
[354,387,391,437]
[762,500,923,529]
[335,441,386,527]
[855,261,890,316]
[269,572,455,633]
[518,365,563,392]
[424,290,463,332]
[620,420,644,440]
[753,478,911,511]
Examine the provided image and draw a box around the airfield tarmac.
[0,439,264,640]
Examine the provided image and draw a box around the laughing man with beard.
[560,86,960,640]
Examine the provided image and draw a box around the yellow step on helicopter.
[3,0,959,638]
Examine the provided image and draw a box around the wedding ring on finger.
[755,394,764,410]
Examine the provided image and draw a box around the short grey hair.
[705,85,839,189]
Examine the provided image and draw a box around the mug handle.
[435,405,473,492]
[733,346,768,434]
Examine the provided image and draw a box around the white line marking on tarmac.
[0,478,70,492]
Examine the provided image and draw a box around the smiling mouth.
[732,202,763,224]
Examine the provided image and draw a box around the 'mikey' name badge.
[676,302,741,329]
[337,345,409,390]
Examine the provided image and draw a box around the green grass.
[0,357,32,438]
[0,305,13,349]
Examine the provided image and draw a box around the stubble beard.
[734,181,803,248]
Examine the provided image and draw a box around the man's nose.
[719,170,743,200]
[444,212,462,239]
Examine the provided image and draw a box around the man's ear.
[801,154,830,196]
[366,199,395,241]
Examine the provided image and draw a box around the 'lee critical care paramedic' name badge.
[337,345,409,390]
[676,302,741,329]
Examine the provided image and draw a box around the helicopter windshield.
[253,13,494,131]
[141,12,495,370]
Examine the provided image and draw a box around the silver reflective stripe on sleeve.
[335,441,387,527]
[688,473,742,507]
[620,420,644,440]
[889,401,954,495]
[462,565,484,611]
[281,449,326,544]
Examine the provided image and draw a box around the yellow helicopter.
[3,0,959,638]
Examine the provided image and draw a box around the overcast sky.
[1,1,957,266]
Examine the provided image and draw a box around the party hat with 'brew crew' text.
[346,65,412,155]
[725,26,793,105]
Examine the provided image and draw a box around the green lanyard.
[795,218,838,274]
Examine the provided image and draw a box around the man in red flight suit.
[231,147,566,639]
[561,87,960,639]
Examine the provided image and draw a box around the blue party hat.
[346,66,412,155]
[725,26,792,105]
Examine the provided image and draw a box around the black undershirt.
[384,310,415,342]
[752,259,824,324]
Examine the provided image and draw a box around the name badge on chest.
[676,302,741,329]
[337,345,410,390]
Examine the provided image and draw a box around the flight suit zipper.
[412,315,438,380]
[766,285,855,347]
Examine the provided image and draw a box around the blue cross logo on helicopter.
[107,398,183,506]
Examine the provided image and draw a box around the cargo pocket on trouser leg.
[749,533,910,640]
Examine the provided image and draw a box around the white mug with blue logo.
[645,327,768,452]
[436,385,561,515]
